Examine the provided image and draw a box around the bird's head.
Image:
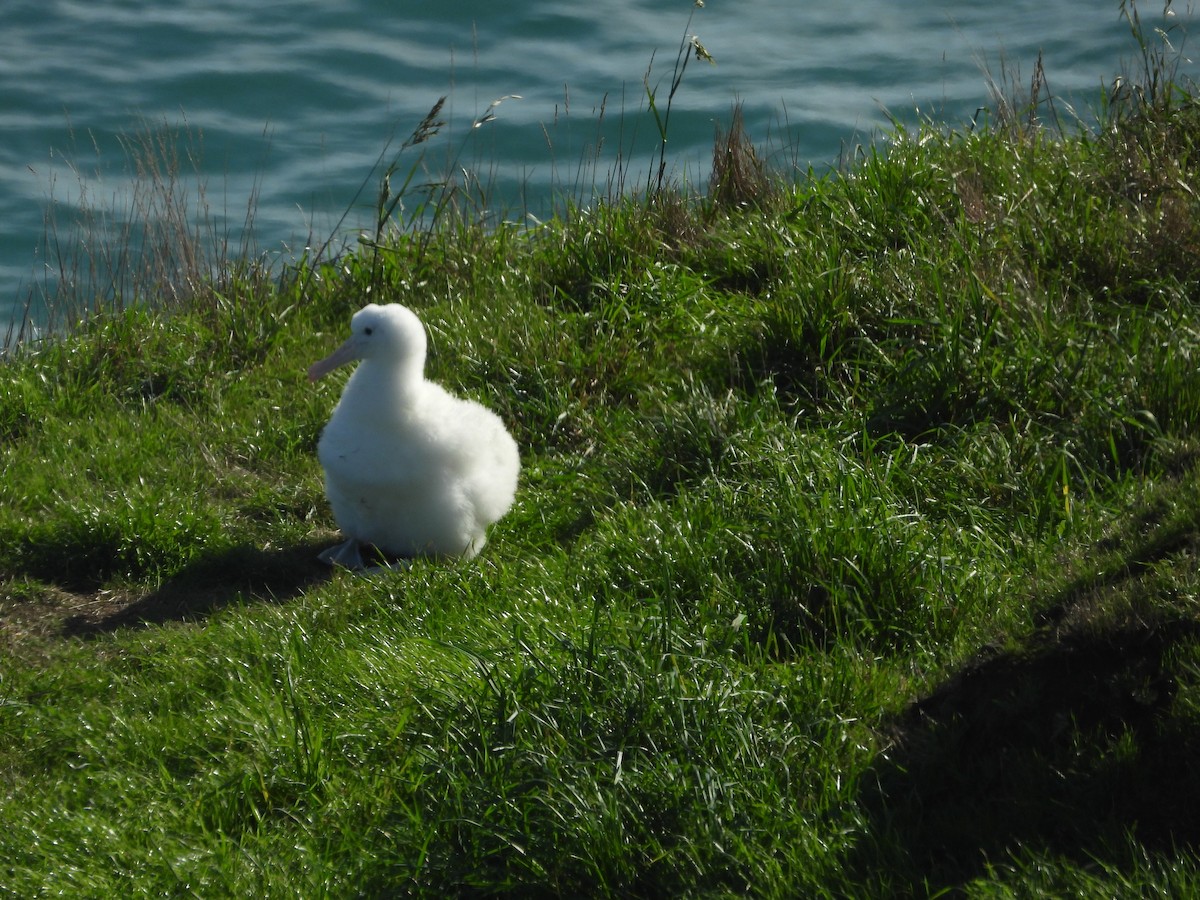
[308,303,428,382]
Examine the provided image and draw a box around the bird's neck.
[342,359,423,413]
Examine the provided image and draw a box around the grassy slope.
[3,87,1200,896]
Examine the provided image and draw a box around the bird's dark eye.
[364,327,374,336]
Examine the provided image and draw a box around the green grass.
[4,27,1200,895]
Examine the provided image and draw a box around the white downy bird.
[307,303,520,569]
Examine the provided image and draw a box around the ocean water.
[1,0,1193,331]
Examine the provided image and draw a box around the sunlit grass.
[2,3,1200,894]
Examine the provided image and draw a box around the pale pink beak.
[307,337,361,383]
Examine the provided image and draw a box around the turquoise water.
[1,1,1192,331]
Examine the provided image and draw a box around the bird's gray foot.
[318,539,413,574]
[318,539,367,570]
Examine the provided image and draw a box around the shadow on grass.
[852,616,1200,891]
[60,542,334,637]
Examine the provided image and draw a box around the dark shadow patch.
[60,542,334,637]
[851,616,1200,891]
